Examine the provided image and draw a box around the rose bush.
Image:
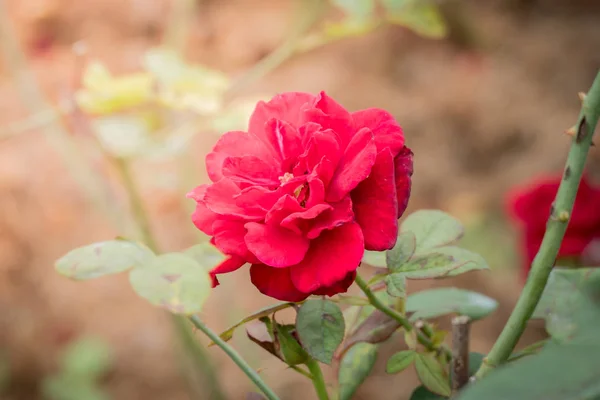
[188,91,413,301]
[507,174,600,276]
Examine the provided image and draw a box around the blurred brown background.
[1,0,599,399]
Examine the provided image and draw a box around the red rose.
[506,174,600,277]
[188,92,413,301]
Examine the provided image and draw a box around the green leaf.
[410,385,444,400]
[383,1,448,39]
[274,323,309,366]
[339,309,400,358]
[457,275,600,400]
[182,242,226,271]
[532,267,600,341]
[385,273,407,298]
[400,210,463,252]
[296,299,345,364]
[338,342,378,400]
[397,246,489,279]
[387,231,417,271]
[386,350,416,374]
[414,353,451,397]
[362,250,387,267]
[406,288,498,322]
[128,253,211,315]
[216,302,296,343]
[55,239,154,280]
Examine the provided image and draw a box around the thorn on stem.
[578,92,587,102]
[558,211,570,222]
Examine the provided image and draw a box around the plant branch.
[189,315,281,400]
[354,275,452,360]
[305,359,330,400]
[473,70,600,380]
[451,316,471,393]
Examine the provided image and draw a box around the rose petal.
[249,92,316,139]
[394,146,414,218]
[352,148,399,251]
[250,264,309,302]
[326,127,377,202]
[307,196,354,239]
[290,222,364,293]
[206,131,276,182]
[294,129,341,176]
[265,195,304,226]
[204,178,261,220]
[212,220,259,263]
[352,108,405,156]
[313,271,356,296]
[210,255,246,287]
[222,156,280,189]
[281,204,332,235]
[302,91,354,148]
[245,222,310,267]
[187,185,219,235]
[263,118,303,168]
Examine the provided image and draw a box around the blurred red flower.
[506,174,600,277]
[188,92,413,301]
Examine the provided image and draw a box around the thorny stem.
[305,359,330,400]
[474,70,600,380]
[189,315,281,400]
[355,275,453,360]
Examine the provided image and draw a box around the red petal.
[264,119,303,168]
[326,128,377,202]
[210,255,246,287]
[294,129,341,176]
[290,222,364,293]
[187,185,219,235]
[265,195,304,226]
[245,222,310,267]
[249,92,316,139]
[222,156,280,189]
[394,146,414,218]
[206,131,276,182]
[307,196,354,239]
[302,92,354,148]
[204,178,261,220]
[352,108,405,156]
[313,271,356,296]
[212,220,259,263]
[281,204,332,235]
[250,264,309,302]
[352,148,399,251]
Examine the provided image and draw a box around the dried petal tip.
[578,92,587,102]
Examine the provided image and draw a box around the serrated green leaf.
[401,210,463,252]
[128,253,211,315]
[414,353,451,397]
[387,231,417,271]
[406,288,498,321]
[55,239,154,280]
[385,273,406,297]
[182,242,226,271]
[362,249,387,267]
[386,350,415,374]
[216,302,296,343]
[339,342,378,400]
[296,299,345,364]
[533,267,600,341]
[397,246,489,279]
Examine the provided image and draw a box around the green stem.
[113,157,227,399]
[189,315,281,400]
[305,359,330,400]
[474,70,600,380]
[355,275,452,359]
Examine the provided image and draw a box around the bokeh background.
[1,0,600,399]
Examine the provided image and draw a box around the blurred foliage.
[42,337,113,400]
[76,48,263,159]
[0,353,9,396]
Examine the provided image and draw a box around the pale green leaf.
[386,350,415,374]
[55,239,154,280]
[339,342,378,400]
[129,253,211,315]
[387,231,417,271]
[414,353,451,397]
[400,210,463,252]
[385,273,406,298]
[395,246,488,279]
[406,288,498,321]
